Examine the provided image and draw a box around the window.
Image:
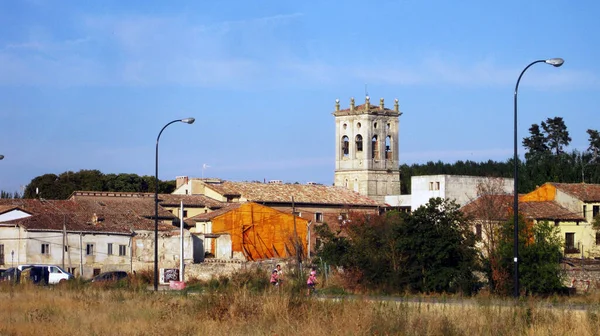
[0,244,4,265]
[183,210,188,218]
[583,205,587,219]
[371,135,379,159]
[93,268,101,276]
[64,245,68,252]
[41,243,50,255]
[119,245,127,256]
[107,243,113,255]
[355,135,363,152]
[342,136,349,158]
[593,205,599,218]
[315,212,323,223]
[385,136,392,160]
[565,233,577,253]
[435,182,440,190]
[596,232,600,245]
[475,224,482,239]
[429,182,434,191]
[86,244,94,256]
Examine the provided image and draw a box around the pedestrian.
[274,264,283,285]
[306,269,317,296]
[270,269,279,287]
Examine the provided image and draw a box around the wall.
[411,175,513,211]
[0,225,24,268]
[132,229,197,272]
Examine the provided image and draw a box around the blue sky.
[1,0,599,193]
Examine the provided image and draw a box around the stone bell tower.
[333,96,402,203]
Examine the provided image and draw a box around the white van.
[17,264,74,284]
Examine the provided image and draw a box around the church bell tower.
[333,96,402,203]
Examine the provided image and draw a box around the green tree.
[494,216,564,295]
[587,129,600,156]
[399,198,479,294]
[541,117,571,155]
[523,124,549,160]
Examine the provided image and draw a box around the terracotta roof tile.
[203,181,383,206]
[461,195,584,221]
[0,197,176,233]
[551,183,600,202]
[188,203,242,221]
[158,194,226,208]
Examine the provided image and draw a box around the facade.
[173,177,383,256]
[333,96,402,203]
[190,202,308,261]
[0,194,200,278]
[462,182,600,258]
[386,175,513,211]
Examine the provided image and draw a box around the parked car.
[91,271,128,283]
[17,265,74,284]
[0,267,20,283]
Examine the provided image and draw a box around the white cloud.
[0,12,596,90]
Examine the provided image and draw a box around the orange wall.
[211,202,308,261]
[520,183,556,202]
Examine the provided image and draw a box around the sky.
[1,0,599,193]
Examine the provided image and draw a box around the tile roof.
[0,197,176,233]
[157,194,226,208]
[520,201,585,221]
[460,194,512,221]
[203,181,383,206]
[551,183,600,202]
[188,203,242,221]
[461,195,584,221]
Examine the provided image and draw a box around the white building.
[386,175,514,211]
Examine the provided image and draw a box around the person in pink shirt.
[306,270,317,296]
[270,269,279,287]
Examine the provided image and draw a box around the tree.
[494,216,564,295]
[399,198,479,294]
[587,129,600,157]
[541,117,571,156]
[522,124,549,160]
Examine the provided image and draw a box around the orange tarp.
[211,202,308,261]
[520,183,556,202]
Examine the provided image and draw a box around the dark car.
[91,271,129,283]
[0,267,20,283]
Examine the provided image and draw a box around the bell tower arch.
[333,96,402,202]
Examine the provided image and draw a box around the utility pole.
[291,196,301,271]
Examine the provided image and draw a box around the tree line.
[4,170,176,200]
[400,118,599,194]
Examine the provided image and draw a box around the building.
[386,175,513,211]
[189,202,308,261]
[333,96,402,203]
[173,177,383,255]
[462,182,600,258]
[0,194,200,278]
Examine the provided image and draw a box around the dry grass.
[2,281,600,336]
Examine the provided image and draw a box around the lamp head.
[0,155,4,160]
[545,58,564,67]
[181,118,195,124]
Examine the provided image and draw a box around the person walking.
[306,269,317,296]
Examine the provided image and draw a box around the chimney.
[335,98,340,112]
[350,97,355,111]
[365,96,370,110]
[176,176,189,189]
[394,98,400,113]
[379,98,384,110]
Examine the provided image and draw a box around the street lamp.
[154,117,195,291]
[0,155,4,160]
[513,58,563,297]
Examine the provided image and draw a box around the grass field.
[1,270,600,335]
[1,284,600,335]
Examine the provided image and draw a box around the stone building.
[333,96,402,203]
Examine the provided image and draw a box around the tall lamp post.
[154,118,195,291]
[513,58,563,298]
[0,155,4,160]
